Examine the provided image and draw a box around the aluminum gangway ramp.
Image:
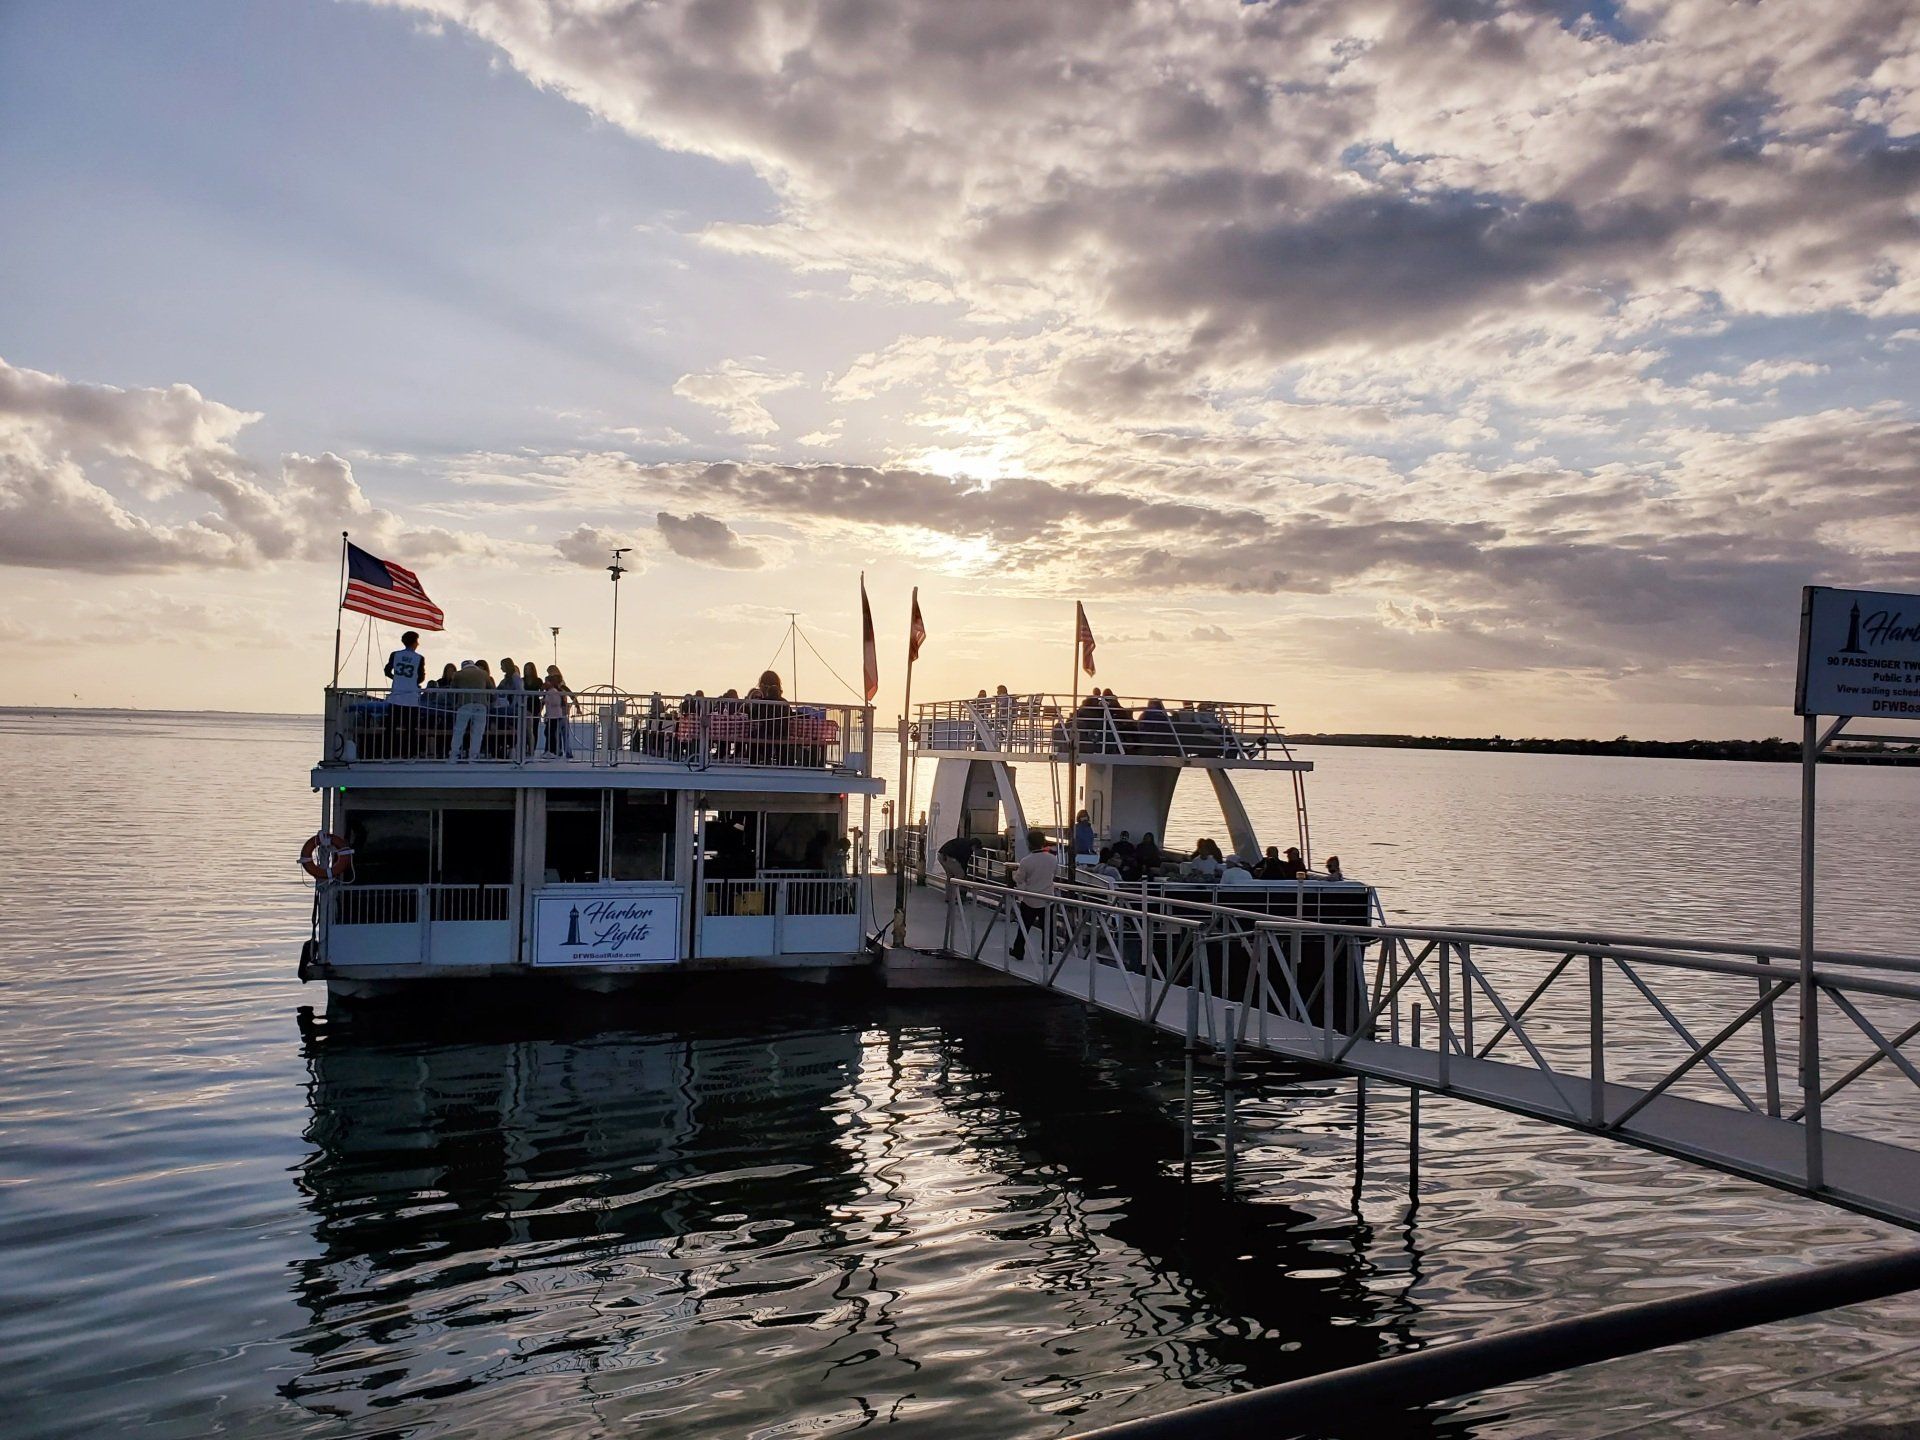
[921,878,1920,1232]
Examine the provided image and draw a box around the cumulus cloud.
[655,510,764,568]
[554,523,627,568]
[671,360,803,436]
[0,356,494,572]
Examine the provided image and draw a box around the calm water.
[3,710,1918,1439]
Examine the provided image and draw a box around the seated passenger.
[1091,847,1123,883]
[1138,697,1174,754]
[1183,837,1224,881]
[1134,832,1163,874]
[1220,857,1255,886]
[1253,846,1288,880]
[1284,846,1306,877]
[1325,855,1345,881]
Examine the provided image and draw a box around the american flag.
[342,542,444,630]
[908,588,927,663]
[1076,601,1096,677]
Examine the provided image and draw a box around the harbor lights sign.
[532,889,682,966]
[1796,586,1920,718]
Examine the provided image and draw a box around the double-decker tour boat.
[301,684,880,998]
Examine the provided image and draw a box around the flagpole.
[1066,603,1081,884]
[893,585,918,946]
[330,531,348,687]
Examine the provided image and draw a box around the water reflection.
[288,996,1470,1437]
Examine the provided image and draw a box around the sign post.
[1792,585,1920,1190]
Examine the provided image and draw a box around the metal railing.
[329,883,511,926]
[913,694,1295,762]
[935,876,1920,1227]
[321,687,870,774]
[700,875,858,918]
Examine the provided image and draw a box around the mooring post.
[1410,1003,1423,1204]
[1588,951,1606,1127]
[1183,975,1200,1180]
[1223,1002,1240,1195]
[1353,1075,1368,1207]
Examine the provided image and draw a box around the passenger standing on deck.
[1008,830,1057,962]
[521,662,542,755]
[938,834,982,882]
[494,657,524,760]
[540,669,573,757]
[383,631,425,757]
[449,658,492,761]
[1073,809,1096,857]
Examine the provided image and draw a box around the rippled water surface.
[3,710,1919,1439]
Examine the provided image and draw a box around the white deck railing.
[913,693,1293,761]
[320,687,871,774]
[329,883,512,926]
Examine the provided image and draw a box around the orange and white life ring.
[300,831,353,881]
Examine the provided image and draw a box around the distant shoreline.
[5,708,1916,765]
[1286,733,1920,765]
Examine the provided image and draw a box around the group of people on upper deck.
[961,687,1253,758]
[377,632,576,760]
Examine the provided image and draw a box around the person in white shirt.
[1009,830,1057,961]
[540,671,574,757]
[382,631,425,757]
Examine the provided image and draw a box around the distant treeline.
[1285,733,1920,765]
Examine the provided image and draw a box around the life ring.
[300,831,353,881]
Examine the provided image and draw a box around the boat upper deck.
[317,687,880,792]
[912,693,1311,771]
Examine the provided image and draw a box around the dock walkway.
[895,876,1920,1231]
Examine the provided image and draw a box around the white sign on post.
[1796,586,1920,718]
[532,888,682,967]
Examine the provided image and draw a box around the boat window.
[439,807,514,885]
[610,791,675,881]
[700,810,760,879]
[545,795,601,884]
[345,808,430,884]
[763,811,840,872]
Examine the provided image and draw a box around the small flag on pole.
[861,574,880,702]
[342,542,444,630]
[1076,601,1097,677]
[908,589,927,663]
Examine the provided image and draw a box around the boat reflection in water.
[286,997,1460,1438]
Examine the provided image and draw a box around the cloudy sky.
[2,0,1916,736]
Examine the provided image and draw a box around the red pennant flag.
[861,575,880,702]
[1076,601,1097,677]
[908,588,927,663]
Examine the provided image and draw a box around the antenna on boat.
[788,612,799,695]
[550,626,560,667]
[607,548,631,693]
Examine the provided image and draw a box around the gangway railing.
[932,876,1920,1230]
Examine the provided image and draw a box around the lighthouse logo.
[564,904,583,947]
